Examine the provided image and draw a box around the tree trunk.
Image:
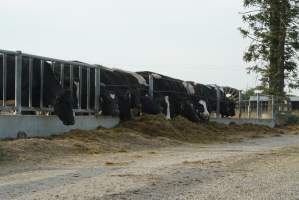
[269,0,289,96]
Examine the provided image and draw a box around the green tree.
[243,87,257,100]
[239,0,299,96]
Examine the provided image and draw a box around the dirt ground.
[1,115,299,200]
[0,114,281,164]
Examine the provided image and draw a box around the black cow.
[137,71,200,122]
[0,54,75,125]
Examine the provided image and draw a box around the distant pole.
[238,90,242,119]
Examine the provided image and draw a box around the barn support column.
[149,74,154,97]
[15,51,22,114]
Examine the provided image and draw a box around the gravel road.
[1,134,299,200]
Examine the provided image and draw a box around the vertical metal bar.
[2,54,7,106]
[272,95,275,121]
[60,63,64,88]
[94,67,100,111]
[78,66,82,109]
[238,90,242,119]
[15,51,22,114]
[70,65,73,93]
[28,58,33,107]
[86,67,90,110]
[257,93,260,119]
[216,87,221,118]
[149,74,154,97]
[40,60,44,108]
[248,100,251,119]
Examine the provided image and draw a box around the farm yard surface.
[1,115,299,200]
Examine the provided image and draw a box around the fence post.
[149,74,154,97]
[15,51,22,114]
[238,90,242,119]
[256,93,260,119]
[94,67,101,112]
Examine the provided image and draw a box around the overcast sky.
[1,0,261,91]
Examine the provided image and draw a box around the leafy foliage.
[240,0,299,96]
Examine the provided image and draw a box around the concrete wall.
[0,115,120,139]
[210,118,276,128]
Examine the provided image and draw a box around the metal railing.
[234,94,293,121]
[235,94,276,120]
[0,49,101,115]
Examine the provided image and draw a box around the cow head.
[196,100,210,120]
[220,100,236,117]
[101,90,120,116]
[181,101,200,122]
[118,90,133,120]
[54,90,75,125]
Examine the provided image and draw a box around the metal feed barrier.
[0,49,119,139]
[0,49,101,114]
[212,92,285,128]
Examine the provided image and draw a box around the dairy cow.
[99,67,147,120]
[137,71,201,122]
[192,83,235,118]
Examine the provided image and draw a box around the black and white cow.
[192,83,236,118]
[137,71,201,122]
[99,67,147,120]
[0,55,76,125]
